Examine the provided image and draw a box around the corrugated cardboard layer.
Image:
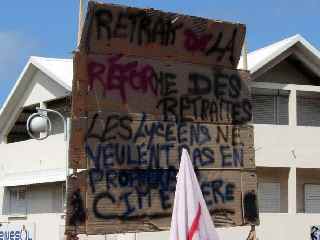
[83,169,257,234]
[71,113,254,169]
[80,2,246,68]
[72,54,252,124]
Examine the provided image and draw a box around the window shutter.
[305,184,320,213]
[252,94,289,125]
[9,187,27,215]
[278,96,289,125]
[258,182,281,212]
[252,95,276,124]
[297,97,320,126]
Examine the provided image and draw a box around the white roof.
[1,168,65,187]
[30,56,73,90]
[238,34,320,74]
[0,56,73,136]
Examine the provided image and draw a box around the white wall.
[0,133,66,174]
[0,133,66,216]
[4,213,65,240]
[254,125,320,168]
[75,214,320,240]
[23,70,68,107]
[218,213,320,240]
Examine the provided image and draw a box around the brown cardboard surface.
[72,53,252,124]
[82,169,257,234]
[67,2,258,235]
[65,172,87,234]
[80,2,246,68]
[72,114,254,170]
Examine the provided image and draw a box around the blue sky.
[0,0,319,107]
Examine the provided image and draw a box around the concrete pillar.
[289,89,297,126]
[288,167,297,214]
[288,89,297,213]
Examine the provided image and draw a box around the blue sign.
[0,224,34,240]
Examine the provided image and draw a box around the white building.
[0,57,73,240]
[1,34,320,240]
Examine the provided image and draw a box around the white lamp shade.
[29,116,48,133]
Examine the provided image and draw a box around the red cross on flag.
[169,149,220,240]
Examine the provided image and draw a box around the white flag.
[169,148,220,240]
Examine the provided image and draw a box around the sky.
[0,0,319,107]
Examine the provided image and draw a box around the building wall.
[3,213,65,240]
[248,57,320,239]
[254,124,320,169]
[256,59,316,85]
[0,183,64,240]
[0,68,69,239]
[0,133,66,174]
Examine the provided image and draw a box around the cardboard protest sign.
[79,2,246,68]
[67,170,257,234]
[67,1,258,235]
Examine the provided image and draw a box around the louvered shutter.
[258,182,281,212]
[9,187,27,215]
[278,95,289,125]
[252,95,276,124]
[297,97,320,126]
[305,184,320,213]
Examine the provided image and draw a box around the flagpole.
[77,0,84,47]
[242,39,248,70]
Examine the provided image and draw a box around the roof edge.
[30,56,72,91]
[0,56,72,138]
[240,35,320,76]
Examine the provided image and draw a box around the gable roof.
[0,56,73,137]
[30,56,73,90]
[238,34,320,77]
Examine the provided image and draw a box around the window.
[297,94,320,127]
[10,188,26,201]
[6,104,40,143]
[9,187,27,215]
[305,184,320,213]
[252,89,289,125]
[258,182,281,212]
